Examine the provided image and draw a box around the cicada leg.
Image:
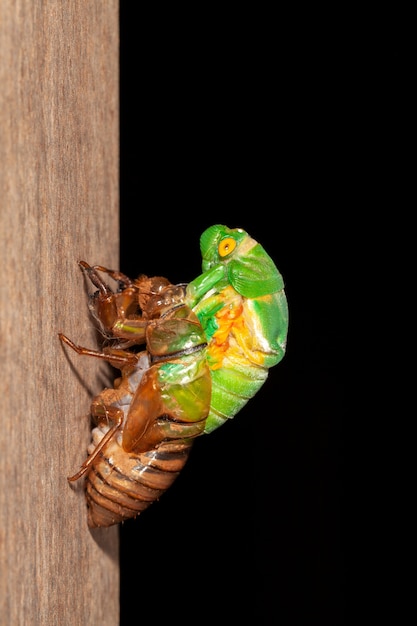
[79,260,134,291]
[78,261,144,338]
[67,403,124,482]
[58,333,139,368]
[78,262,187,345]
[60,333,139,481]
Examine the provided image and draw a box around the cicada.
[60,225,288,527]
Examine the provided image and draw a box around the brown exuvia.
[60,262,210,527]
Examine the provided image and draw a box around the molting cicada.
[60,225,288,527]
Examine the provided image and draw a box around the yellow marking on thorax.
[207,286,268,370]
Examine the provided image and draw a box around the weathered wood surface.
[0,2,119,624]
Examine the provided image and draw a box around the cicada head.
[198,224,284,299]
[200,225,249,272]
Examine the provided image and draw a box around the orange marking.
[208,298,249,370]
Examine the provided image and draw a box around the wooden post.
[0,2,119,624]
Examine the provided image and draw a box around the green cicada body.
[186,225,288,433]
[60,225,287,526]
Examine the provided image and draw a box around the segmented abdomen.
[86,424,193,528]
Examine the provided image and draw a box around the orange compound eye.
[218,237,236,257]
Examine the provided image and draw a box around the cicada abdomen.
[82,354,196,528]
[60,266,211,528]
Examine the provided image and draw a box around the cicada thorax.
[120,302,211,455]
[64,267,211,528]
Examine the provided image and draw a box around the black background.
[119,6,345,625]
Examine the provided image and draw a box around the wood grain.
[0,2,120,624]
